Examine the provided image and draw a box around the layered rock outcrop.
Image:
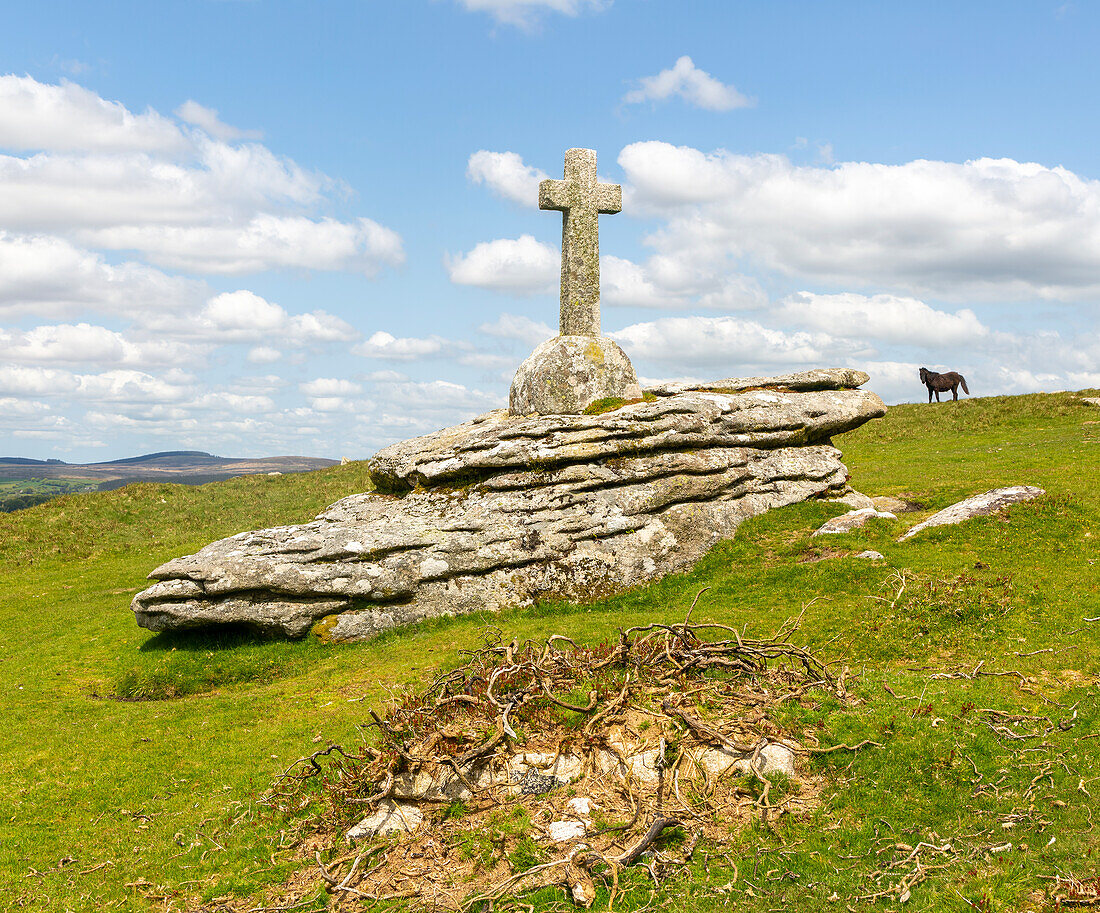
[132,370,886,641]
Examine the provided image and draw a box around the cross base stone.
[509,335,642,416]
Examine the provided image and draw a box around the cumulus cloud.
[186,290,354,345]
[82,215,404,275]
[0,232,204,320]
[353,330,460,360]
[0,323,201,367]
[467,150,547,207]
[174,99,262,141]
[479,313,555,346]
[247,346,282,364]
[0,76,403,276]
[623,57,752,112]
[300,377,362,397]
[611,315,849,369]
[777,293,989,347]
[447,235,558,294]
[456,0,608,28]
[0,75,185,153]
[619,141,1100,300]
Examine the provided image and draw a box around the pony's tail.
[960,376,970,395]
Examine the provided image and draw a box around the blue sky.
[2,0,1099,461]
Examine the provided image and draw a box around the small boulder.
[547,819,587,842]
[1081,397,1100,407]
[509,335,641,415]
[855,550,885,561]
[830,490,875,510]
[872,496,921,514]
[813,507,896,536]
[898,486,1044,541]
[346,800,423,842]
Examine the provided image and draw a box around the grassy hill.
[0,451,340,512]
[1,391,1098,912]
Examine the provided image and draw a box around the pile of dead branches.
[270,596,877,910]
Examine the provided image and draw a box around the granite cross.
[539,148,622,337]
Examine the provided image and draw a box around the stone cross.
[539,148,622,337]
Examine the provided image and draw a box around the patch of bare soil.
[262,596,875,911]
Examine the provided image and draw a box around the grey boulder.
[898,486,1044,541]
[132,372,886,641]
[509,334,641,416]
[813,507,897,536]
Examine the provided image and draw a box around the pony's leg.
[952,385,958,401]
[928,386,933,403]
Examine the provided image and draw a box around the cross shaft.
[539,148,621,337]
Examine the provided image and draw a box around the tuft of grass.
[582,391,657,415]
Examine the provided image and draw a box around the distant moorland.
[0,451,338,512]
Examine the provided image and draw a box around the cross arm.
[594,182,622,215]
[539,179,570,212]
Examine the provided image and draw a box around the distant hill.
[0,451,340,510]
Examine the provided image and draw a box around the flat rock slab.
[1082,397,1100,407]
[898,486,1044,542]
[133,374,885,640]
[646,368,869,398]
[812,507,897,536]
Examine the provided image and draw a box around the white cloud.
[353,330,456,360]
[467,150,547,207]
[479,313,554,346]
[247,346,282,364]
[174,99,262,142]
[0,77,403,277]
[0,323,200,367]
[300,377,362,397]
[612,315,847,369]
[623,57,752,112]
[446,235,558,294]
[456,0,608,28]
[619,141,1100,300]
[777,293,989,347]
[82,215,404,275]
[184,290,355,346]
[0,232,204,319]
[0,365,195,403]
[0,75,186,153]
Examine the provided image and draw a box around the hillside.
[0,391,1098,912]
[0,451,340,512]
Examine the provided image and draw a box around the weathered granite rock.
[812,507,897,536]
[132,376,886,640]
[830,490,876,510]
[855,550,886,561]
[346,800,424,842]
[872,496,921,514]
[898,486,1044,542]
[647,368,870,397]
[1082,397,1100,407]
[509,335,641,416]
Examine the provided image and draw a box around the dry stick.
[679,586,711,639]
[539,677,598,712]
[614,817,684,867]
[661,698,755,754]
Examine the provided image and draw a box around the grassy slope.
[1,393,1098,911]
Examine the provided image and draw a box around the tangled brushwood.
[270,594,877,910]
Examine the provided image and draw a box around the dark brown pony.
[919,367,970,402]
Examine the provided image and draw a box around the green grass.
[2,393,1099,911]
[0,477,98,513]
